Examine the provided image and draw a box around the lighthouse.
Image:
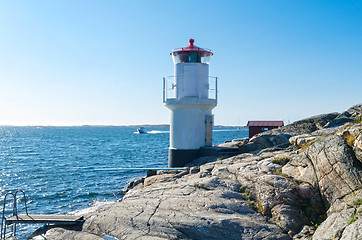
[163,39,217,167]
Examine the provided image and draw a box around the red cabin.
[247,121,284,138]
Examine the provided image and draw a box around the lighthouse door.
[205,115,213,147]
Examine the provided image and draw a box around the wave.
[70,200,115,216]
[213,129,244,132]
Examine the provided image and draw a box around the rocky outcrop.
[30,104,362,240]
[274,112,339,135]
[288,134,318,149]
[282,119,362,240]
[323,118,355,128]
[238,134,292,153]
[31,148,323,239]
[42,228,104,240]
[209,149,325,236]
[312,208,357,240]
[70,164,292,240]
[354,132,362,163]
[218,112,340,153]
[283,135,362,204]
[337,103,362,119]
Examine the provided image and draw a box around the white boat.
[137,127,146,134]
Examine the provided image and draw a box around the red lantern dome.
[171,39,213,64]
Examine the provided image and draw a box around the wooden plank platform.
[5,214,84,225]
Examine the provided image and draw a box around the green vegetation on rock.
[353,198,362,206]
[271,157,289,166]
[299,139,320,152]
[348,216,357,225]
[240,186,257,211]
[354,114,362,123]
[273,167,290,178]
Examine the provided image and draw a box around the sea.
[0,126,248,239]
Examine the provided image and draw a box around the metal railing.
[163,76,176,101]
[208,76,217,100]
[1,190,29,239]
[163,76,218,103]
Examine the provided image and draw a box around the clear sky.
[0,0,361,126]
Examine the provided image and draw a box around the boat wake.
[133,130,169,134]
[148,130,169,134]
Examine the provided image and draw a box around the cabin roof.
[247,121,284,127]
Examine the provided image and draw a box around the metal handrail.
[1,192,16,240]
[1,190,29,239]
[14,190,28,216]
[13,190,29,237]
[163,76,176,102]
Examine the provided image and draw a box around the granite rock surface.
[30,104,362,240]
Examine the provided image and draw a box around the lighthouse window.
[201,55,211,64]
[189,52,201,63]
[172,51,202,63]
[179,52,189,63]
[172,52,189,63]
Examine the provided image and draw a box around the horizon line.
[0,124,247,128]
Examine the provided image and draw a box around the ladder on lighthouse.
[1,190,83,239]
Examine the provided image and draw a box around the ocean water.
[0,126,248,239]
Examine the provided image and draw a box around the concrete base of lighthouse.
[166,100,216,168]
[168,148,200,167]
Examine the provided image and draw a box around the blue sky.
[0,0,361,126]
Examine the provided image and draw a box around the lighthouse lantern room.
[163,39,218,167]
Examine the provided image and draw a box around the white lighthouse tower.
[163,39,217,167]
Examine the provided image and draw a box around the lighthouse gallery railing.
[163,76,217,103]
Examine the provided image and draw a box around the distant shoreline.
[0,124,248,128]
